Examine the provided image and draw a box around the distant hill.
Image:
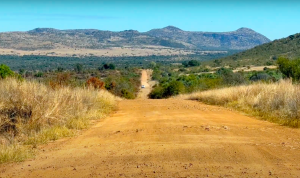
[146,26,270,50]
[219,33,300,66]
[0,26,270,53]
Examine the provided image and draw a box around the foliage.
[74,63,84,73]
[277,57,300,80]
[104,68,141,99]
[0,54,232,72]
[216,68,246,85]
[148,81,185,99]
[182,60,201,67]
[86,77,105,89]
[219,33,300,66]
[149,63,282,99]
[0,64,14,79]
[34,71,44,78]
[99,63,116,70]
[49,73,73,89]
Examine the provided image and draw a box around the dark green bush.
[164,81,185,97]
[148,86,165,99]
[121,89,135,99]
[277,57,300,80]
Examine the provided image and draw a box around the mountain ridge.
[0,26,270,53]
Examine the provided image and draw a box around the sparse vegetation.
[219,33,300,66]
[0,78,117,163]
[187,80,300,127]
[149,64,281,99]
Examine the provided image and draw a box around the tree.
[57,67,64,72]
[277,57,300,80]
[216,67,233,76]
[277,57,292,78]
[188,60,200,67]
[149,61,157,69]
[163,81,185,98]
[182,61,189,67]
[19,69,25,75]
[108,63,115,70]
[0,64,14,79]
[74,63,83,73]
[182,60,200,67]
[103,63,110,70]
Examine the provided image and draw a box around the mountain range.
[0,26,270,53]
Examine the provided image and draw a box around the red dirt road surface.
[1,70,300,177]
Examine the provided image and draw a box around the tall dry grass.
[0,78,117,163]
[187,80,300,127]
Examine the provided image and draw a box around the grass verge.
[0,78,117,164]
[186,80,300,127]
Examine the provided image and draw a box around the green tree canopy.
[277,57,300,80]
[0,64,14,79]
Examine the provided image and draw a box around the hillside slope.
[219,33,300,65]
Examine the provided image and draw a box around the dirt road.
[1,71,300,177]
[137,69,156,99]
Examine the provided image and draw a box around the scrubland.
[186,80,300,127]
[0,78,117,163]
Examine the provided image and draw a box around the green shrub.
[0,64,14,79]
[34,72,44,78]
[121,89,135,99]
[277,57,300,80]
[148,86,165,99]
[164,81,185,97]
[148,81,185,99]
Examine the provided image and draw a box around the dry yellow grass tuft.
[186,80,300,127]
[0,78,118,163]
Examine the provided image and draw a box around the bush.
[49,73,72,89]
[0,64,14,79]
[182,60,201,67]
[164,81,185,97]
[86,77,105,89]
[34,72,43,78]
[148,86,165,99]
[216,68,246,85]
[0,78,117,163]
[74,63,83,73]
[250,72,272,81]
[148,81,185,99]
[277,57,300,80]
[121,89,135,99]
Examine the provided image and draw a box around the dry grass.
[0,78,117,163]
[186,80,300,127]
[0,47,194,57]
[0,144,33,164]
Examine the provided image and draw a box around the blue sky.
[0,0,299,40]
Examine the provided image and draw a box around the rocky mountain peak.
[162,26,183,32]
[235,27,256,33]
